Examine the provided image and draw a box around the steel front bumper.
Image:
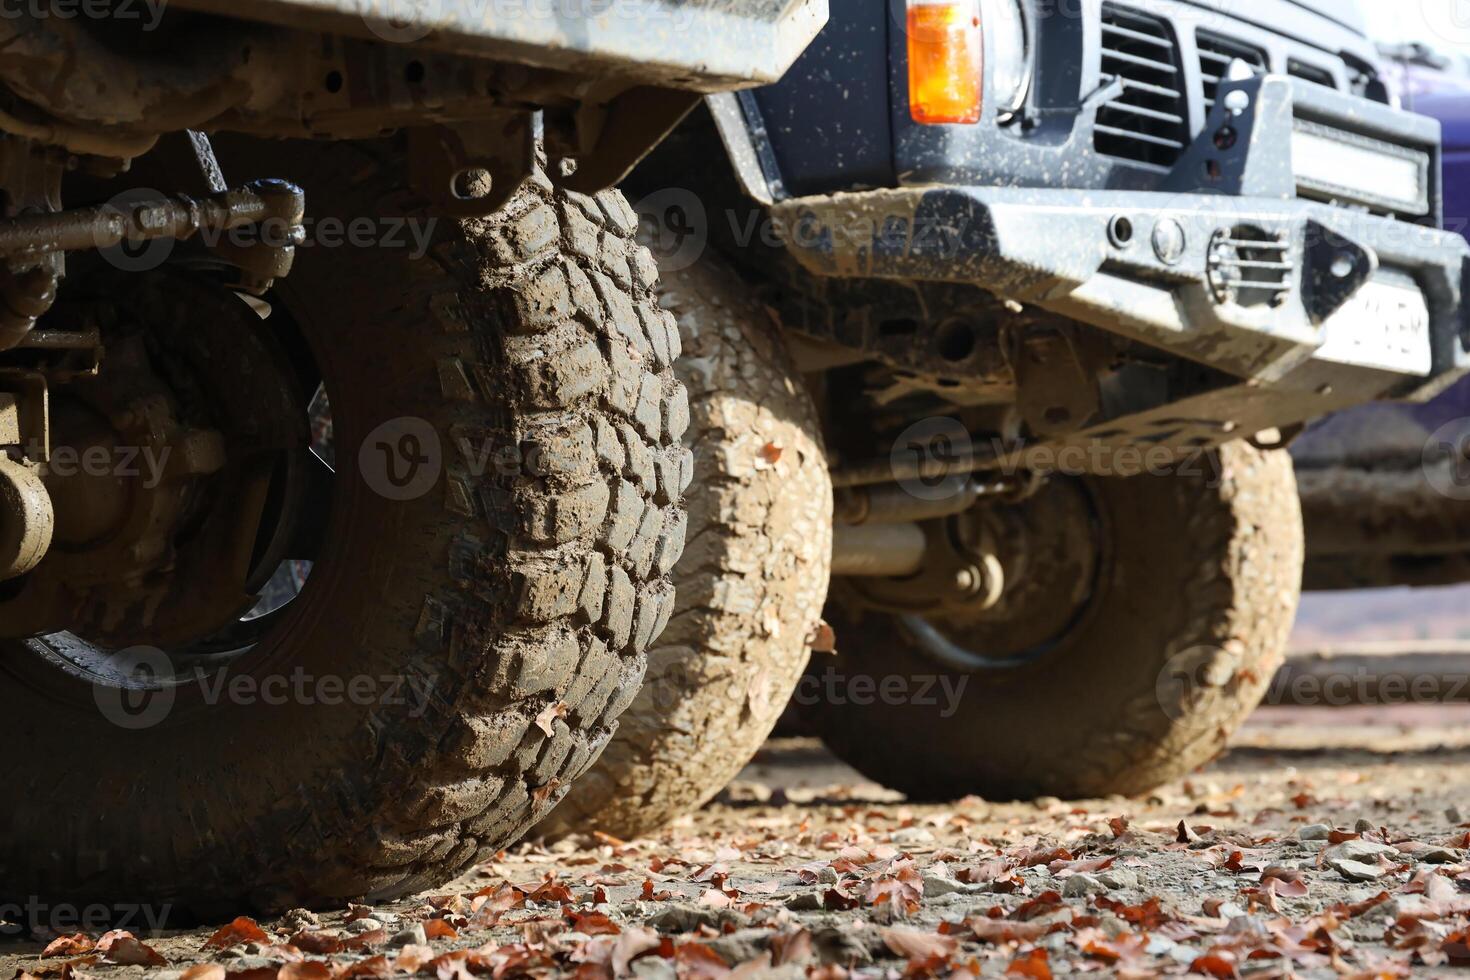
[770,76,1470,404]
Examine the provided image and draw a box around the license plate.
[1315,273,1432,377]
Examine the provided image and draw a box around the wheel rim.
[1,268,335,690]
[897,476,1112,674]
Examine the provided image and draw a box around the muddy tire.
[808,442,1302,801]
[0,142,689,912]
[541,253,832,838]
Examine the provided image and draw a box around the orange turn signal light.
[907,0,983,125]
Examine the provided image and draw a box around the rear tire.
[541,251,832,838]
[808,442,1302,800]
[0,141,689,911]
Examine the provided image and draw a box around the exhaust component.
[831,522,928,578]
[835,478,988,525]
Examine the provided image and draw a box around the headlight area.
[906,0,1029,124]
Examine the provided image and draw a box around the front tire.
[0,141,688,911]
[807,442,1302,800]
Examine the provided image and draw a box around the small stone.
[1062,873,1108,897]
[388,924,428,948]
[1447,806,1466,824]
[1414,846,1459,864]
[784,891,823,911]
[631,959,677,980]
[928,892,971,906]
[1033,796,1062,811]
[1354,818,1375,834]
[922,874,983,898]
[1297,824,1332,841]
[1360,897,1400,921]
[1098,869,1139,890]
[1330,858,1385,882]
[231,958,280,972]
[215,949,242,960]
[1328,839,1397,864]
[811,927,872,967]
[891,827,936,847]
[817,866,839,884]
[242,943,264,955]
[344,918,383,935]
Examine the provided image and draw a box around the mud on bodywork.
[766,73,1469,465]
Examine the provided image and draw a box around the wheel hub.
[0,270,314,647]
[843,477,1105,671]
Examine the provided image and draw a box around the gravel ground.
[7,708,1470,978]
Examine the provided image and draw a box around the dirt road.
[6,708,1470,978]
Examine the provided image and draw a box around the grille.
[1197,33,1268,113]
[1287,58,1338,89]
[1207,226,1292,308]
[1095,4,1190,167]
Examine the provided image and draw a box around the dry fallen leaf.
[278,963,332,980]
[674,941,730,978]
[531,777,563,806]
[881,926,958,962]
[203,915,270,950]
[806,621,837,654]
[96,930,167,967]
[179,964,226,980]
[39,935,93,958]
[535,701,569,737]
[612,926,662,976]
[288,930,342,954]
[336,956,394,979]
[395,944,437,973]
[1005,948,1053,979]
[569,910,621,936]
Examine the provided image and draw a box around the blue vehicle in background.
[1294,47,1470,591]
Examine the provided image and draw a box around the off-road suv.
[0,0,822,913]
[577,0,1470,810]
